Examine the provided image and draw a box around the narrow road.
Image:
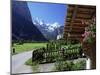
[11,50,33,74]
[11,51,88,74]
[38,63,55,72]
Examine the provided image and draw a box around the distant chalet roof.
[63,5,96,41]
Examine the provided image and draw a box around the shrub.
[71,60,86,70]
[55,60,86,71]
[32,48,44,62]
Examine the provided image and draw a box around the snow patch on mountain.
[32,17,64,40]
[35,17,44,25]
[33,17,60,32]
[48,22,60,31]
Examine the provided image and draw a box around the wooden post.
[82,41,96,69]
[13,48,15,54]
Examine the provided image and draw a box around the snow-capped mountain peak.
[36,17,44,25]
[47,22,60,31]
[32,17,64,40]
[33,17,44,26]
[33,17,61,32]
[51,22,60,28]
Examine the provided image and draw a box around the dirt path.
[12,50,88,74]
[11,50,33,74]
[11,50,55,74]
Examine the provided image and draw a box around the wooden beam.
[65,22,87,26]
[65,25,87,29]
[76,16,91,19]
[64,26,85,29]
[90,9,96,19]
[78,10,94,14]
[64,32,82,35]
[70,5,78,31]
[78,5,96,9]
[79,8,95,12]
[67,13,73,17]
[68,9,94,15]
[68,6,95,13]
[64,29,84,33]
[64,31,84,34]
[66,18,91,24]
[76,14,91,19]
[68,35,82,37]
[67,37,83,41]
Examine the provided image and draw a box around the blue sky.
[27,2,67,26]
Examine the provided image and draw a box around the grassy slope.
[12,43,47,54]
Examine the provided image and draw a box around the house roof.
[63,5,96,40]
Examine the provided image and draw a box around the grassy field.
[25,58,39,72]
[12,42,47,54]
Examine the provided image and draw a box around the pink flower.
[82,31,91,42]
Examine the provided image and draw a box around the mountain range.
[12,1,64,41]
[32,18,64,40]
[12,1,47,41]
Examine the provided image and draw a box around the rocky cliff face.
[12,1,47,41]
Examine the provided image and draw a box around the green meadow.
[12,42,47,54]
